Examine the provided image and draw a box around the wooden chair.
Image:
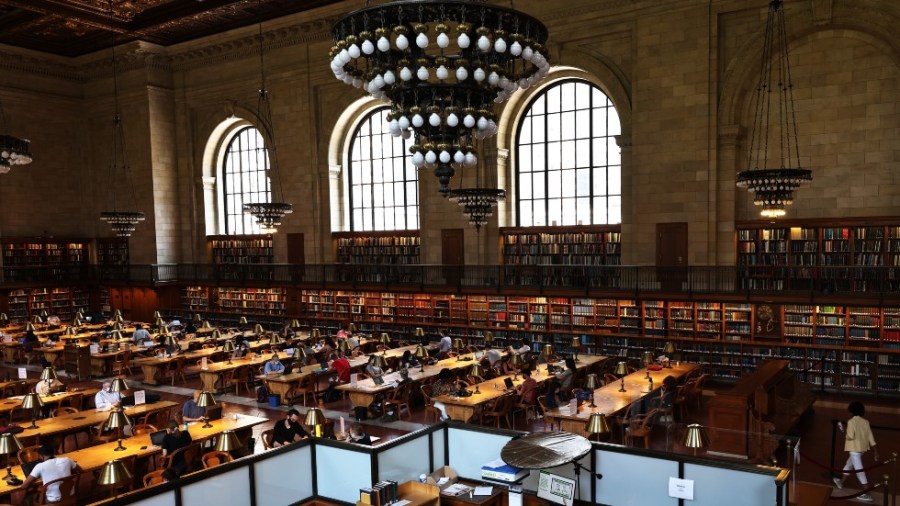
[535,396,558,431]
[419,384,442,423]
[111,350,132,377]
[223,366,250,396]
[162,442,201,475]
[131,424,159,436]
[260,428,274,450]
[143,469,167,488]
[511,393,538,430]
[90,420,120,446]
[624,408,661,448]
[481,394,515,428]
[17,444,40,465]
[58,393,83,411]
[684,374,708,411]
[52,407,78,417]
[201,450,233,469]
[383,382,412,420]
[35,473,80,506]
[287,375,316,406]
[168,356,187,386]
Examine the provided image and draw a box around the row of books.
[359,480,399,506]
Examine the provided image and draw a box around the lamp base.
[28,418,39,429]
[202,421,213,428]
[619,379,626,393]
[114,439,126,451]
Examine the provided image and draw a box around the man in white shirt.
[438,331,452,358]
[23,445,80,503]
[95,381,121,411]
[485,344,503,368]
[35,377,63,396]
[132,325,151,344]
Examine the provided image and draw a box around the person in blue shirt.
[264,354,285,375]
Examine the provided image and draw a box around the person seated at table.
[281,323,295,340]
[44,334,58,347]
[555,358,577,397]
[160,420,193,476]
[437,331,452,359]
[132,324,151,344]
[629,375,677,419]
[164,340,182,356]
[95,381,122,411]
[322,337,338,359]
[233,342,250,360]
[365,355,386,377]
[346,334,361,356]
[349,422,372,445]
[517,369,538,405]
[399,350,418,370]
[35,374,64,396]
[484,343,503,368]
[331,351,352,383]
[272,409,308,447]
[183,321,197,337]
[22,445,81,503]
[182,390,206,423]
[431,368,458,421]
[336,325,349,340]
[264,354,285,375]
[234,333,251,349]
[21,329,39,352]
[544,377,563,409]
[508,340,532,356]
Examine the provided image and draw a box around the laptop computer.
[205,405,223,421]
[21,459,39,477]
[504,377,515,390]
[142,340,155,348]
[373,375,385,385]
[150,430,167,446]
[317,359,328,372]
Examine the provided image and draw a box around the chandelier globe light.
[735,0,811,218]
[330,0,550,194]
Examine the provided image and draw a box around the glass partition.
[255,444,314,506]
[315,444,373,503]
[182,468,251,505]
[378,431,432,483]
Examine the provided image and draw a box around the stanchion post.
[891,452,897,506]
[786,440,796,500]
[830,419,838,477]
[882,474,889,506]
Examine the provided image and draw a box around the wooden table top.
[257,355,370,384]
[545,363,700,421]
[0,378,38,391]
[0,414,267,495]
[0,388,101,413]
[196,350,294,374]
[336,349,476,396]
[15,401,178,440]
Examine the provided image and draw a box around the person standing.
[22,445,81,504]
[834,401,878,502]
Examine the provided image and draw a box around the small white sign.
[350,374,358,386]
[17,367,27,379]
[668,477,694,500]
[201,357,208,370]
[89,344,100,354]
[134,390,146,405]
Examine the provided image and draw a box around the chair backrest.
[143,469,167,488]
[201,450,233,469]
[37,472,80,506]
[60,393,83,411]
[132,423,159,436]
[164,442,201,473]
[419,384,434,406]
[52,407,79,417]
[261,428,274,450]
[17,445,40,465]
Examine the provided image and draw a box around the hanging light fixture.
[242,0,292,233]
[98,1,145,237]
[330,1,550,194]
[0,98,32,174]
[736,0,811,218]
[446,140,505,231]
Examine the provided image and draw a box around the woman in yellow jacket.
[834,401,879,502]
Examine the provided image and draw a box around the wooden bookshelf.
[183,286,209,313]
[500,225,621,266]
[96,237,129,266]
[207,235,274,264]
[333,231,420,265]
[5,287,89,321]
[214,287,286,315]
[1,238,88,267]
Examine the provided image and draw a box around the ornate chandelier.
[330,0,550,194]
[736,0,811,218]
[0,101,33,174]
[99,1,144,237]
[243,3,292,233]
[446,141,504,231]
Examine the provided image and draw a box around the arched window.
[221,126,271,235]
[516,79,621,226]
[347,107,419,231]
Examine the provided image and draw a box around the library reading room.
[0,0,896,505]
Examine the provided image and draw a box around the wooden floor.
[4,365,898,505]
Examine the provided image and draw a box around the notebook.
[205,405,223,421]
[150,430,167,446]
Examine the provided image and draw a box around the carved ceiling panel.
[0,0,342,56]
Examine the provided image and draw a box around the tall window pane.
[222,126,271,235]
[348,108,419,231]
[516,79,622,226]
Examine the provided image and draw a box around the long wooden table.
[435,355,608,422]
[14,400,177,445]
[545,363,700,436]
[257,355,370,404]
[0,414,267,497]
[198,350,295,393]
[0,388,101,414]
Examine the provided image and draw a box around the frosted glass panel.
[683,463,779,506]
[255,446,314,506]
[596,450,679,506]
[130,491,176,506]
[316,445,372,502]
[447,428,513,480]
[432,430,446,472]
[378,434,431,483]
[182,468,251,506]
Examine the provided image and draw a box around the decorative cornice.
[0,50,83,82]
[811,0,833,26]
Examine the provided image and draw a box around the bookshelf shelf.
[333,231,420,265]
[208,235,274,264]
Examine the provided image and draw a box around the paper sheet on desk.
[474,487,493,496]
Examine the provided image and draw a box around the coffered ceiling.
[0,0,343,57]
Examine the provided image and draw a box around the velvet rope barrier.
[797,450,888,473]
[829,481,883,501]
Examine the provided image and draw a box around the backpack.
[256,385,269,403]
[322,384,341,403]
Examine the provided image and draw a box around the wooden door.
[286,233,305,281]
[441,229,465,287]
[656,222,688,291]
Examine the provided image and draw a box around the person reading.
[161,420,193,476]
[182,390,206,422]
[22,445,81,504]
[272,409,308,447]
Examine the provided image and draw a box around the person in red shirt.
[331,351,352,383]
[517,369,538,404]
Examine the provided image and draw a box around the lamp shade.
[682,424,710,450]
[110,330,123,341]
[305,407,326,426]
[291,319,301,329]
[254,324,264,334]
[223,340,235,352]
[0,313,7,324]
[106,409,131,430]
[193,314,202,323]
[585,413,610,436]
[21,392,44,409]
[112,322,124,331]
[155,318,165,328]
[663,342,676,355]
[311,328,321,339]
[153,311,162,319]
[239,317,248,325]
[453,338,464,351]
[211,328,221,340]
[164,334,177,347]
[470,363,483,379]
[215,430,242,452]
[372,355,387,370]
[571,336,581,349]
[542,344,554,358]
[25,322,35,332]
[379,333,390,345]
[414,345,428,359]
[615,361,628,376]
[585,373,600,390]
[508,353,523,369]
[39,367,58,382]
[64,327,76,336]
[110,377,129,392]
[196,391,217,408]
[114,313,124,323]
[294,347,307,360]
[39,310,48,319]
[72,316,82,327]
[201,321,212,330]
[414,327,424,337]
[0,433,23,456]
[75,310,84,319]
[32,315,42,324]
[642,350,654,366]
[484,331,494,344]
[271,333,283,345]
[114,309,122,318]
[97,459,132,487]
